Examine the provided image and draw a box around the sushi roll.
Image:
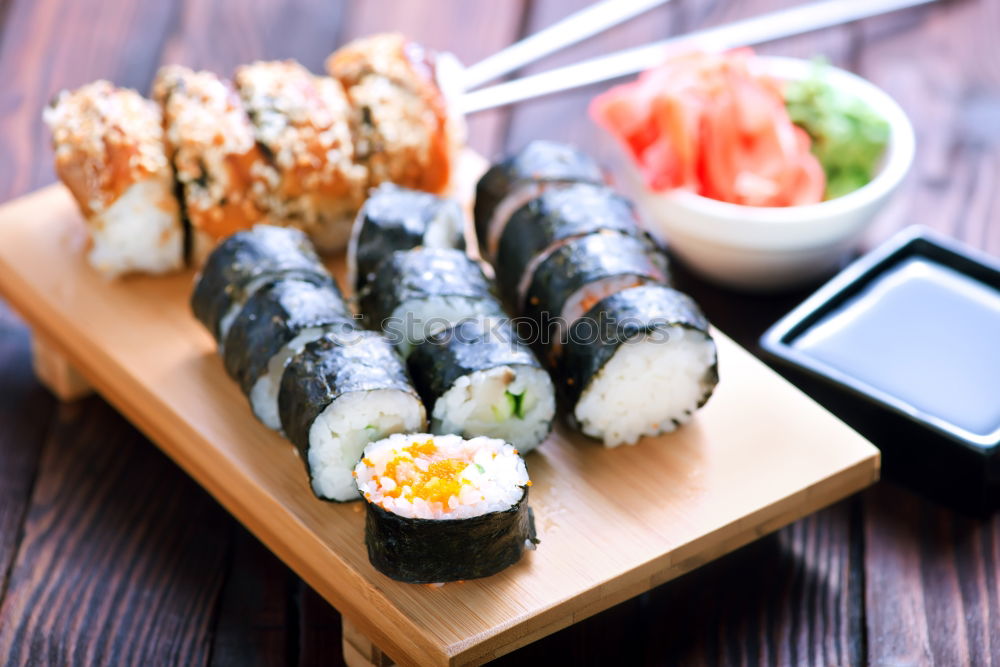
[495,183,641,309]
[327,32,441,91]
[191,225,332,347]
[235,60,367,253]
[153,65,271,259]
[359,247,504,357]
[347,183,466,293]
[279,331,426,502]
[222,279,357,430]
[473,141,604,261]
[327,33,460,194]
[561,284,718,447]
[43,81,184,278]
[355,433,537,583]
[522,231,668,352]
[408,317,555,453]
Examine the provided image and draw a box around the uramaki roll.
[44,81,184,278]
[327,33,460,195]
[235,60,367,253]
[153,65,271,258]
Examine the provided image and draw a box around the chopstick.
[461,0,672,90]
[461,0,936,113]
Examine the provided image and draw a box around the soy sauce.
[792,257,1000,439]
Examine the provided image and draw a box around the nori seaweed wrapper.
[351,183,466,293]
[474,141,604,254]
[192,225,331,342]
[407,317,546,416]
[222,278,357,395]
[364,488,537,583]
[560,284,718,410]
[522,231,668,327]
[278,330,424,488]
[495,183,641,307]
[359,247,497,328]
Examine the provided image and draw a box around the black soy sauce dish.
[760,226,1000,515]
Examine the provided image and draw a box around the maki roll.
[43,81,184,278]
[561,284,718,447]
[222,279,357,430]
[347,183,466,293]
[355,433,537,583]
[191,225,331,346]
[359,247,503,357]
[327,33,461,194]
[279,331,426,502]
[496,183,641,309]
[408,317,555,453]
[474,140,604,261]
[153,66,271,258]
[523,231,668,351]
[235,61,368,252]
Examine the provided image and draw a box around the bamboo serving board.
[0,183,879,667]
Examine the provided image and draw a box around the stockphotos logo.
[346,312,679,352]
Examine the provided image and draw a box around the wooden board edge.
[31,333,94,400]
[343,617,395,667]
[447,450,880,665]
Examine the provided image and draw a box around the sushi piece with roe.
[356,432,537,583]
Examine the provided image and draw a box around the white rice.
[355,433,530,520]
[89,179,184,278]
[574,328,717,447]
[432,365,554,453]
[249,326,330,430]
[384,296,499,358]
[308,389,426,502]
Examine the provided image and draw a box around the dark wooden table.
[1,0,998,664]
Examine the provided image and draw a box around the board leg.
[31,334,92,401]
[342,617,394,667]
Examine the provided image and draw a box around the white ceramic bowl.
[621,56,915,291]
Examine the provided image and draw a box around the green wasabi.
[785,61,890,200]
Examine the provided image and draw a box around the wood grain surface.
[0,0,997,665]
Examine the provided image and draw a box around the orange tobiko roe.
[377,439,471,506]
[590,48,825,207]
